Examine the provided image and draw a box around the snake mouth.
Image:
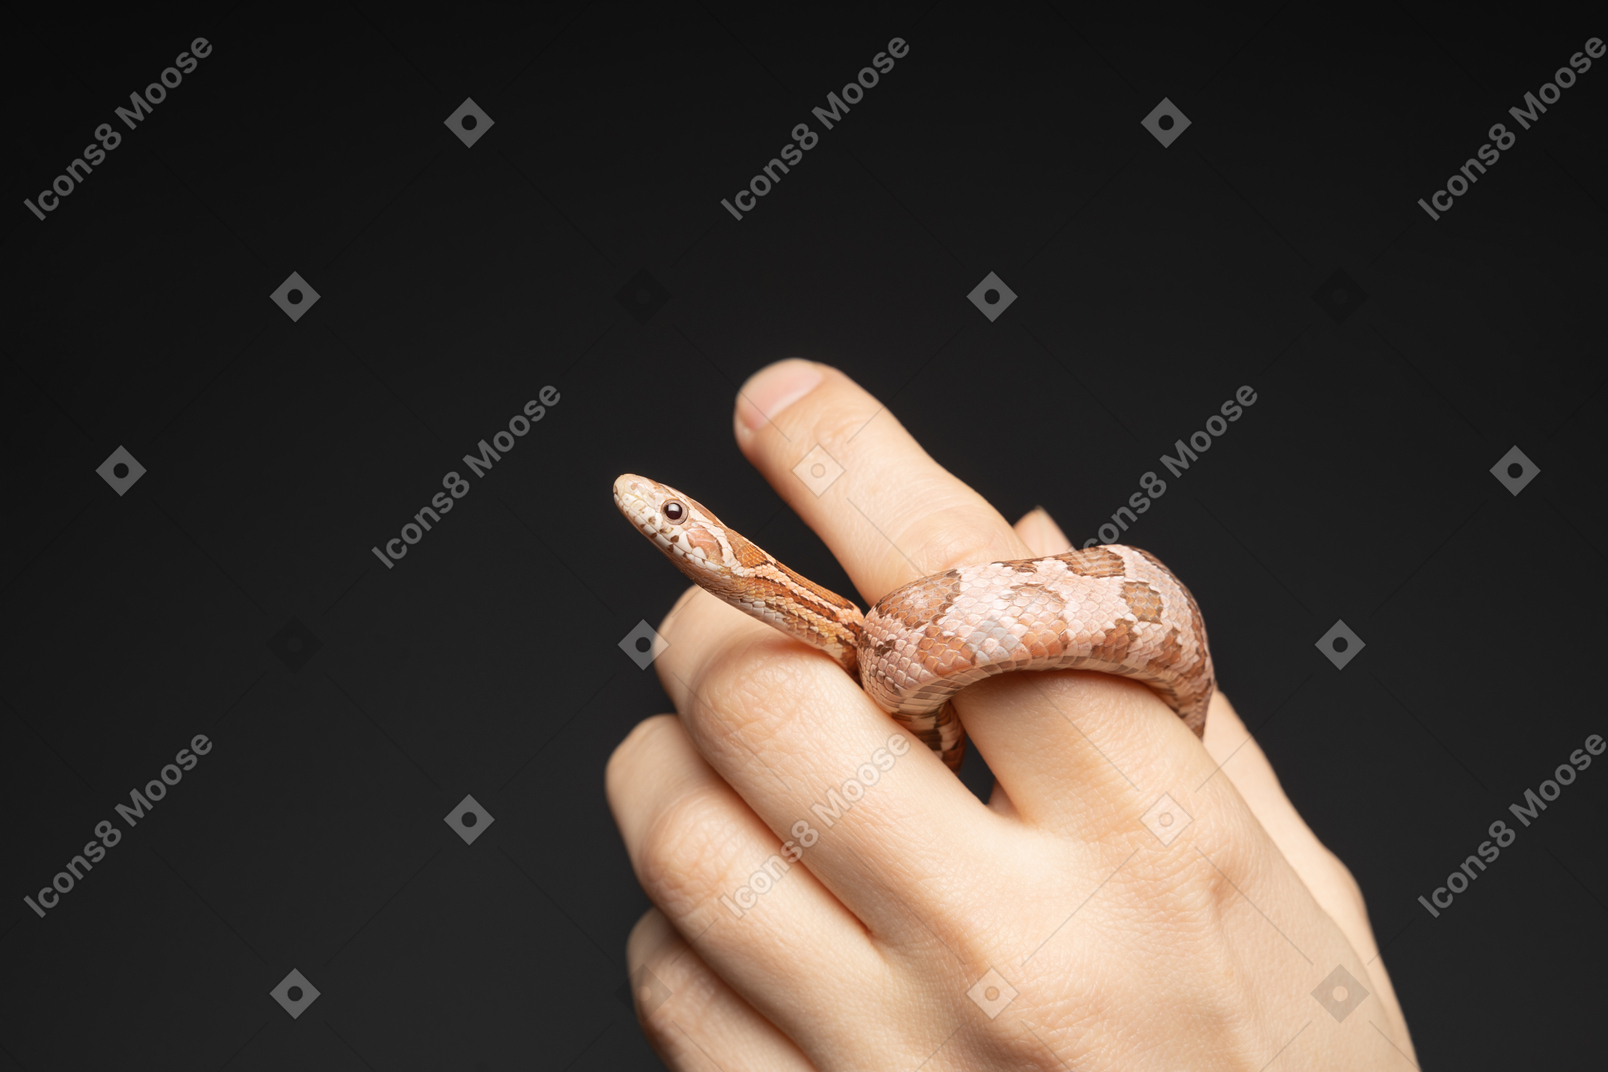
[614,473,688,556]
[614,473,728,577]
[612,474,659,531]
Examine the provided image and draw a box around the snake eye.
[662,501,687,523]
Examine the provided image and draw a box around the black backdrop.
[5,3,1605,1069]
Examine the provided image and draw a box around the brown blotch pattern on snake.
[612,474,1216,768]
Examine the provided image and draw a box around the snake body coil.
[614,474,1214,769]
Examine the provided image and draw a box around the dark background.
[4,2,1605,1068]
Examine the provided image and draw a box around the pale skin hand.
[606,360,1416,1070]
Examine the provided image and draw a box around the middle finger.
[728,359,1200,809]
[653,579,1008,936]
[732,358,1033,603]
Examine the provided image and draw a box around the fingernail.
[736,359,823,432]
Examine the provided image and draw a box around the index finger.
[729,359,1202,797]
[733,359,1031,604]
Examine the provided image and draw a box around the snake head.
[613,474,733,576]
[613,473,867,680]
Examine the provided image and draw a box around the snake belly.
[613,474,1214,770]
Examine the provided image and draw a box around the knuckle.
[634,957,724,1059]
[692,637,814,744]
[605,715,678,800]
[635,783,747,920]
[897,503,1012,576]
[807,403,879,460]
[1319,845,1368,912]
[1130,817,1263,918]
[633,994,677,1051]
[626,907,664,964]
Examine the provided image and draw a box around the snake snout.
[613,473,661,528]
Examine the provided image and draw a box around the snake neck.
[707,562,864,680]
[712,536,865,680]
[635,494,867,680]
[619,476,1211,774]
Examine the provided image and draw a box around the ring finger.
[626,907,815,1071]
[606,711,887,1050]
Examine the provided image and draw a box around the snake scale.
[614,474,1214,770]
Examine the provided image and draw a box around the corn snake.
[614,474,1214,769]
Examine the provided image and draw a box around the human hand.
[606,359,1415,1070]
